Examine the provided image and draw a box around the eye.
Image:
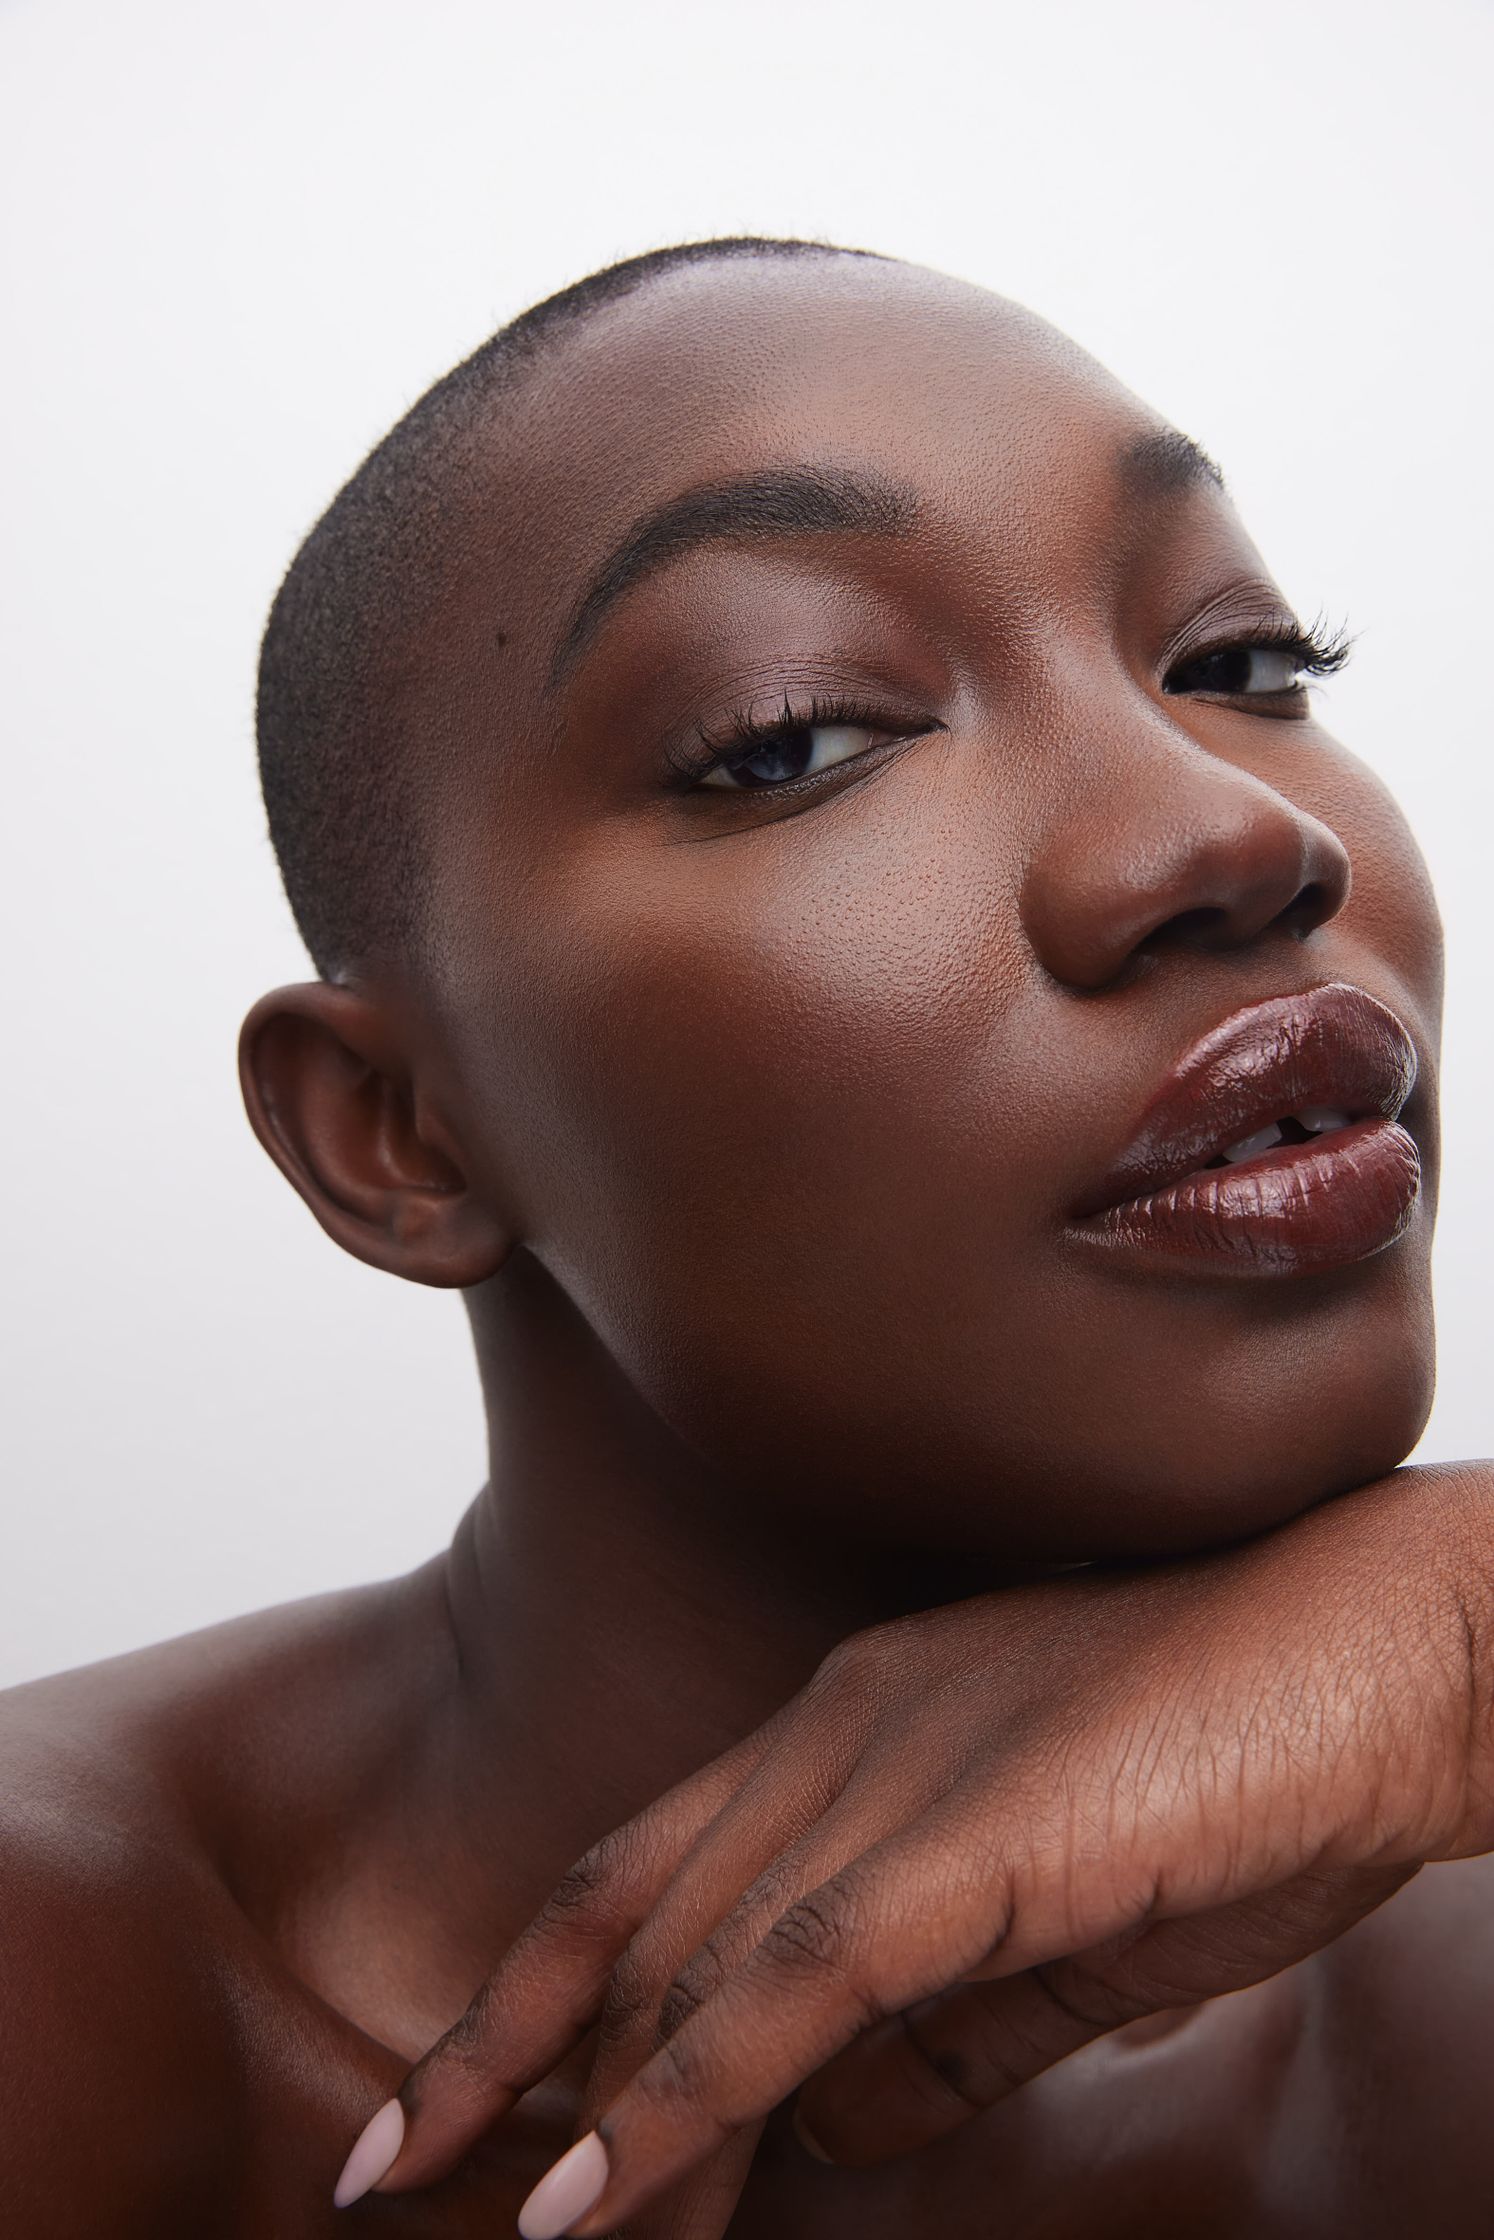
[1165,641,1312,697]
[700,719,885,791]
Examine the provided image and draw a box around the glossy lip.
[1069,982,1423,1278]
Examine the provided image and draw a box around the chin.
[1072,1259,1438,1560]
[872,1235,1443,1568]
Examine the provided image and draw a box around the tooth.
[1221,1121,1286,1164]
[1295,1107,1351,1134]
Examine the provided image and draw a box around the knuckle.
[736,1849,823,1927]
[637,2018,707,2111]
[544,1825,648,1938]
[598,1938,669,2046]
[655,1944,731,2045]
[808,1618,920,1720]
[546,1847,618,1920]
[654,1979,706,2047]
[438,1975,499,2061]
[801,1639,887,1740]
[759,1877,861,1984]
[813,1631,882,1695]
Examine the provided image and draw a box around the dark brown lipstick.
[1071,983,1421,1277]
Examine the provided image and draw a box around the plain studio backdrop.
[1,0,1489,1687]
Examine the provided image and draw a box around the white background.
[1,0,1489,1687]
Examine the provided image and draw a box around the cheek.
[1349,773,1445,1028]
[1281,738,1445,1033]
[489,780,1049,1452]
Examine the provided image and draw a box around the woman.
[5,238,1489,2237]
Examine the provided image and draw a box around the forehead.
[531,257,1132,476]
[466,259,1179,663]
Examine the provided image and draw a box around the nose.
[1020,726,1352,992]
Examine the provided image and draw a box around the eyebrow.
[548,463,917,686]
[1121,426,1226,500]
[547,432,1224,686]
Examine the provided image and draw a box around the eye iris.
[1196,648,1254,692]
[728,722,818,787]
[1173,644,1302,695]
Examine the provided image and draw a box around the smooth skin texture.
[3,252,1489,2236]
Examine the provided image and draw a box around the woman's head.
[244,241,1442,1564]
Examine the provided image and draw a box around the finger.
[794,1860,1417,2167]
[522,1830,1014,2238]
[613,2124,764,2240]
[531,1837,1416,2236]
[343,1725,776,2203]
[582,1756,909,2119]
[576,1630,913,2115]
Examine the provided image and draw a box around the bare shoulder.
[0,1683,243,2231]
[0,1576,444,2234]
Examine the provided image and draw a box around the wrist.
[1347,1461,1494,1860]
[1422,1461,1494,1858]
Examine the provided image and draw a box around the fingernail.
[333,2097,405,2208]
[517,2130,610,2239]
[792,2102,836,2164]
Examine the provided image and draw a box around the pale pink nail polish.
[333,2097,406,2209]
[517,2130,610,2239]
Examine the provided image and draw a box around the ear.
[238,982,513,1288]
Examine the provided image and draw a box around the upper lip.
[1074,982,1420,1217]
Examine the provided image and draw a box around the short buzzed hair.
[255,235,885,982]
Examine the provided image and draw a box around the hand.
[346,1463,1494,2236]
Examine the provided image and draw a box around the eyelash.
[672,617,1355,791]
[1163,614,1355,694]
[667,691,912,789]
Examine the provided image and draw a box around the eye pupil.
[1194,648,1253,692]
[727,722,817,787]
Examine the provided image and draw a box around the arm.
[344,1461,1494,2235]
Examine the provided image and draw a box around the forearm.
[1195,1457,1494,1866]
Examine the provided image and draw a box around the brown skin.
[2,255,1488,2236]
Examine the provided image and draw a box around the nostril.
[1020,797,1350,991]
[1279,880,1336,939]
[1134,905,1232,955]
[1134,874,1338,961]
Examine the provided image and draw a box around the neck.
[425,1253,989,1944]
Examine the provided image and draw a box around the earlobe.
[238,982,513,1288]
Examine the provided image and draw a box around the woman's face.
[412,256,1443,1561]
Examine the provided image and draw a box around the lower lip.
[1070,1118,1422,1278]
